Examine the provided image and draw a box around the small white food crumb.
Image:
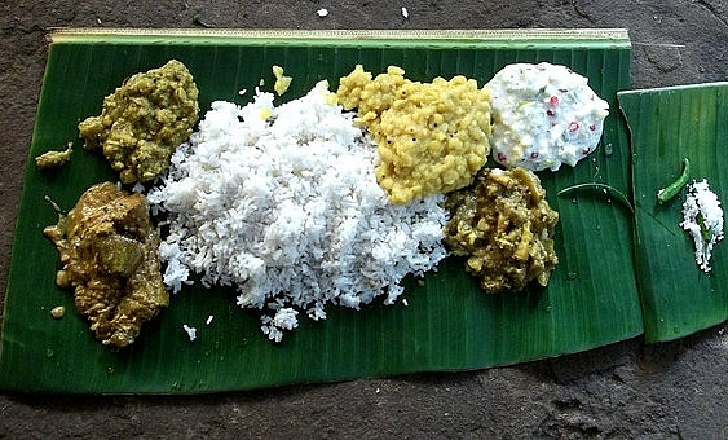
[183,324,197,341]
[317,8,328,17]
[402,298,408,306]
[238,88,247,96]
[206,315,213,325]
[401,7,409,18]
[681,179,724,272]
[261,308,299,343]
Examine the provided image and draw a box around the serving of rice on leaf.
[148,81,449,342]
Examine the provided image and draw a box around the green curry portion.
[78,60,199,184]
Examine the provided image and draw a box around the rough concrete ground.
[1,1,728,438]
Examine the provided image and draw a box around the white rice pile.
[148,81,448,342]
[681,179,724,272]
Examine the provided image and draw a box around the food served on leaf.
[336,65,491,204]
[78,60,199,184]
[681,179,724,273]
[44,182,168,347]
[149,81,448,342]
[486,62,609,171]
[35,145,71,169]
[45,62,598,343]
[444,167,559,292]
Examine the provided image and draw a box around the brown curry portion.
[44,182,168,347]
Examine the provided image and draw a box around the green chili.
[657,158,690,204]
[557,183,634,213]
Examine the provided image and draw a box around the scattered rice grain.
[183,324,197,341]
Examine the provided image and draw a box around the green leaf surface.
[0,29,642,394]
[619,83,728,342]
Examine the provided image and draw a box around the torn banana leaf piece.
[619,83,728,342]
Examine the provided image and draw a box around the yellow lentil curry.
[44,182,168,347]
[78,60,199,184]
[444,167,559,293]
[336,65,492,204]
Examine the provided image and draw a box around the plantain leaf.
[0,29,642,393]
[619,83,728,342]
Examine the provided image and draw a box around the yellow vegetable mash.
[35,146,71,169]
[444,167,559,293]
[272,65,292,96]
[336,65,491,204]
[78,60,199,184]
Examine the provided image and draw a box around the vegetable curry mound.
[444,167,559,293]
[78,60,199,184]
[44,182,168,347]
